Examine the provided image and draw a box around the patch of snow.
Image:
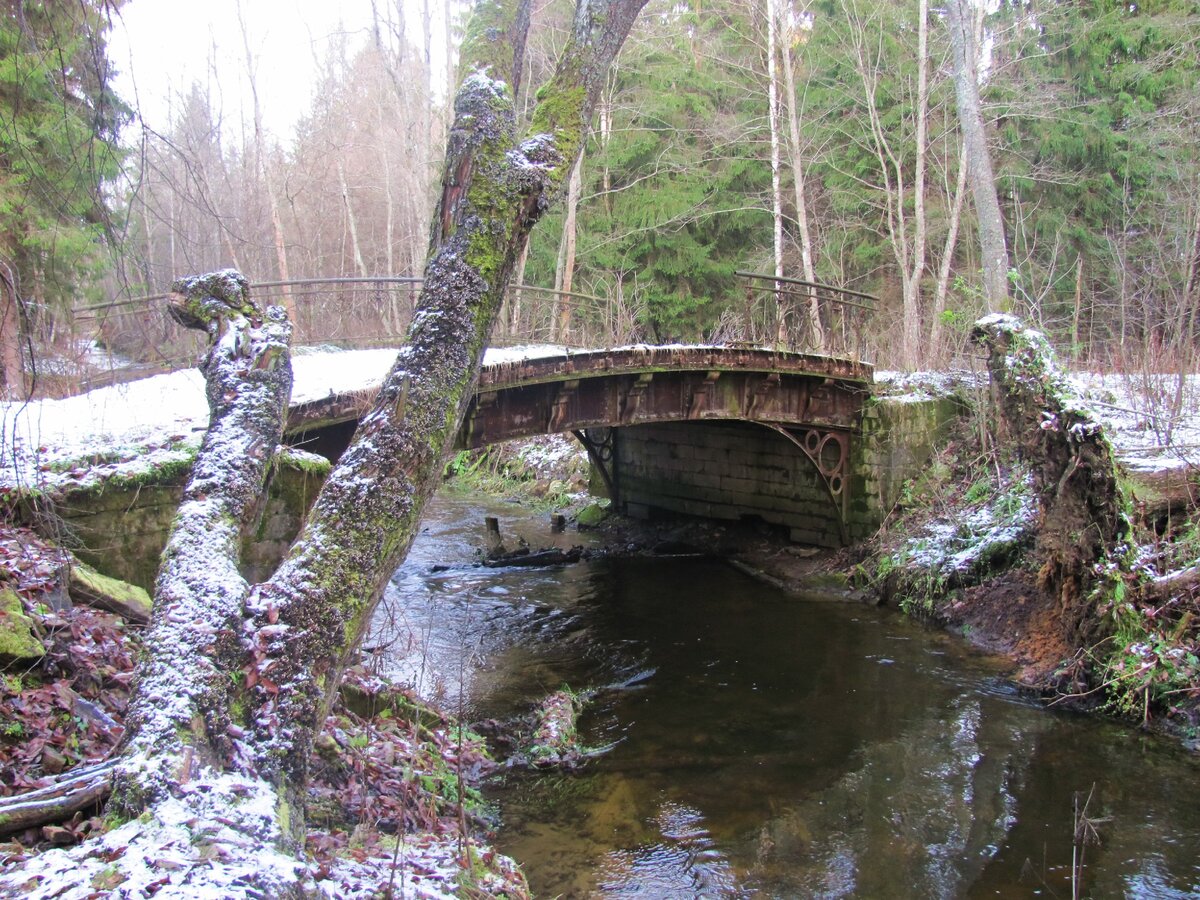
[2,770,306,900]
[902,473,1038,580]
[0,348,405,490]
[514,434,589,483]
[874,369,987,402]
[481,344,572,365]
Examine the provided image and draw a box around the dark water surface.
[375,491,1200,898]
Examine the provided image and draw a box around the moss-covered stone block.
[44,448,331,591]
[69,561,153,624]
[0,586,44,664]
[576,500,610,528]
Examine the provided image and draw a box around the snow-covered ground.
[0,345,573,491]
[876,368,1200,472]
[1071,371,1200,472]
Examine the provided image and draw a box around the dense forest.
[1,0,1197,397]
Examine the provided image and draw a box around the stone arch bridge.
[285,346,948,548]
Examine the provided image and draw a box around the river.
[372,490,1200,898]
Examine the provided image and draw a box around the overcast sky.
[109,0,454,142]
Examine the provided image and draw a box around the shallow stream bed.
[374,490,1200,898]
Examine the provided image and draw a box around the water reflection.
[375,492,1200,898]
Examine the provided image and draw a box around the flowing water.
[374,490,1200,898]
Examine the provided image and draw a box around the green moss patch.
[69,562,153,625]
[0,586,44,664]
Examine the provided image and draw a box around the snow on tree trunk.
[110,271,293,817]
[242,0,650,798]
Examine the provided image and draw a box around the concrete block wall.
[616,421,845,547]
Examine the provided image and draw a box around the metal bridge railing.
[730,271,876,362]
[74,277,423,389]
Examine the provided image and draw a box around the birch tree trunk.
[946,0,1010,312]
[767,0,786,342]
[780,6,823,352]
[930,136,968,360]
[1,1,649,896]
[850,0,929,370]
[904,0,930,370]
[556,148,584,342]
[338,161,370,278]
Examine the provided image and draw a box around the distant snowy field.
[2,347,1197,491]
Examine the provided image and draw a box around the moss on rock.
[0,586,44,664]
[69,562,153,624]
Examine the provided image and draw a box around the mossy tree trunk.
[2,1,648,896]
[242,0,648,815]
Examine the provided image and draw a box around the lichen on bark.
[241,0,651,800]
[112,273,293,819]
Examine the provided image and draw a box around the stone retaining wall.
[616,421,846,546]
[48,451,330,591]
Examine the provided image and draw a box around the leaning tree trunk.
[0,0,648,896]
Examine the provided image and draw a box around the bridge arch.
[286,346,872,546]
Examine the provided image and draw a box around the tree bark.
[930,136,968,361]
[946,0,1010,312]
[779,8,823,352]
[250,0,648,807]
[766,0,786,342]
[556,148,583,342]
[905,0,930,370]
[338,160,370,278]
[0,760,116,838]
[1,1,649,894]
[0,259,23,400]
[850,0,929,370]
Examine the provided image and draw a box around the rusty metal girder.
[477,345,872,392]
[766,425,852,543]
[457,367,865,449]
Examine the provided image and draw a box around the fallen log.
[482,546,584,568]
[1143,566,1200,603]
[0,759,116,838]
